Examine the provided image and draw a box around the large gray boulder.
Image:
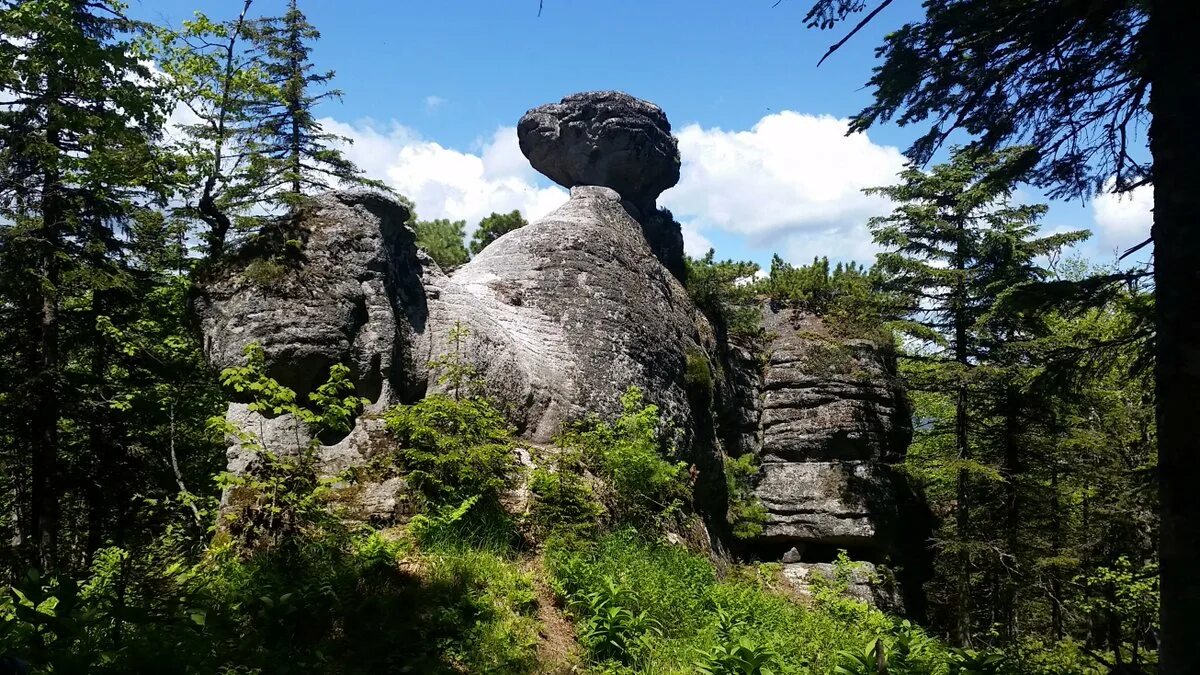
[195,190,428,523]
[419,185,711,442]
[518,91,680,206]
[195,190,427,405]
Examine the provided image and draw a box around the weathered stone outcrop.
[518,91,686,278]
[195,190,428,522]
[779,561,903,612]
[736,307,914,553]
[518,91,680,206]
[196,190,427,404]
[419,185,711,443]
[194,92,929,611]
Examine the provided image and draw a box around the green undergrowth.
[1,335,1112,674]
[545,530,906,674]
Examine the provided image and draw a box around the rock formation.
[195,190,427,522]
[749,307,911,553]
[418,184,711,443]
[196,90,928,609]
[518,91,686,278]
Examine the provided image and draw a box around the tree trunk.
[1001,383,1021,643]
[30,114,63,573]
[1049,465,1064,640]
[952,217,972,647]
[1149,1,1200,671]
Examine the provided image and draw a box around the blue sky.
[132,0,1152,268]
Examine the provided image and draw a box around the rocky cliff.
[196,90,928,605]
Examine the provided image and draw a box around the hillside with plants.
[0,1,1173,673]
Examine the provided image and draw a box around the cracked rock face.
[420,185,710,443]
[195,191,429,523]
[196,191,427,405]
[742,307,913,551]
[518,91,681,206]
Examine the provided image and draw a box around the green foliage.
[427,320,479,400]
[214,343,368,548]
[241,257,289,286]
[725,453,767,540]
[241,0,387,212]
[558,387,689,524]
[1,528,539,674]
[528,461,606,541]
[685,347,715,403]
[547,531,920,674]
[471,210,528,255]
[384,394,517,507]
[574,576,663,665]
[695,611,782,675]
[755,255,889,338]
[685,249,763,340]
[415,218,471,268]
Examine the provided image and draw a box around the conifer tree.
[868,147,1087,645]
[470,210,527,255]
[244,0,383,213]
[0,0,172,571]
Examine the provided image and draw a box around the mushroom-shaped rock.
[518,91,681,206]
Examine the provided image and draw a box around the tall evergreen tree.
[0,0,172,571]
[244,0,383,213]
[868,147,1087,645]
[798,2,1198,663]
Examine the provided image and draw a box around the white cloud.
[320,118,567,234]
[1092,180,1153,252]
[661,112,907,264]
[424,95,447,112]
[679,220,712,256]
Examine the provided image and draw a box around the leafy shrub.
[685,249,763,340]
[685,346,716,404]
[0,527,540,674]
[527,460,605,541]
[557,387,689,524]
[725,453,767,539]
[212,343,368,548]
[384,393,517,507]
[694,637,782,675]
[754,255,889,338]
[573,577,662,665]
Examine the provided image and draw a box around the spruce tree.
[244,0,383,213]
[868,147,1087,644]
[0,0,172,571]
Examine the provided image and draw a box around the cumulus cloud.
[661,112,908,263]
[320,118,567,235]
[1091,180,1153,253]
[679,220,713,256]
[424,95,446,111]
[318,111,911,264]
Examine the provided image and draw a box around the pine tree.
[470,210,527,255]
[868,147,1087,644]
[414,218,470,269]
[244,0,383,213]
[0,0,173,571]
